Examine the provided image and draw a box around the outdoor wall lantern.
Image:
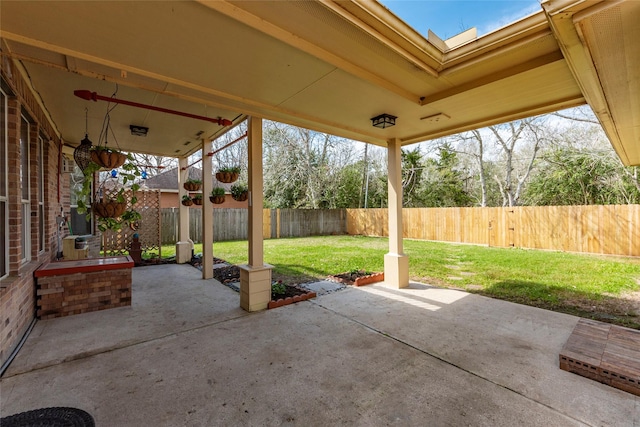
[73,108,93,172]
[371,113,397,128]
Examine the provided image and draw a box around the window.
[20,115,30,263]
[38,135,45,252]
[0,90,7,277]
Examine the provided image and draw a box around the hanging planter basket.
[183,182,202,192]
[210,195,226,204]
[181,199,193,207]
[232,191,248,202]
[91,149,127,169]
[192,197,204,206]
[92,201,127,218]
[215,172,239,184]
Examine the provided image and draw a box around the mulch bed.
[192,258,317,307]
[213,265,240,284]
[271,284,310,301]
[328,270,384,286]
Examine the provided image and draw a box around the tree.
[420,143,472,207]
[489,117,545,206]
[262,121,358,208]
[402,148,424,207]
[524,147,640,205]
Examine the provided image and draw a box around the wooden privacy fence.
[346,205,640,257]
[161,208,346,244]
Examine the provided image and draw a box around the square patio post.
[202,138,214,279]
[384,138,409,288]
[176,156,192,264]
[239,116,272,311]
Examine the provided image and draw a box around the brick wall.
[0,274,35,367]
[1,56,68,369]
[36,268,132,320]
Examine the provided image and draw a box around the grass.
[152,235,640,328]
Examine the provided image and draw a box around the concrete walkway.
[1,264,638,426]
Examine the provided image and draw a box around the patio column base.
[384,253,409,289]
[176,241,193,264]
[239,264,273,312]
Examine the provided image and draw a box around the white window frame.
[38,135,45,253]
[20,114,31,264]
[0,89,8,278]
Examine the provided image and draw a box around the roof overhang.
[0,0,636,163]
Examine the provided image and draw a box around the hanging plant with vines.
[75,85,143,232]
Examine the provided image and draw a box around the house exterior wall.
[1,58,68,369]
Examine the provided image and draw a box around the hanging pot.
[183,182,202,192]
[232,191,248,202]
[210,195,225,204]
[92,201,127,218]
[215,172,239,184]
[91,149,127,169]
[192,197,204,206]
[181,199,193,207]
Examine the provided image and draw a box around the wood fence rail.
[346,205,640,257]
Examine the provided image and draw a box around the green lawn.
[154,235,640,328]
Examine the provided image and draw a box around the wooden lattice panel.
[102,189,161,257]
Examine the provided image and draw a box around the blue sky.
[379,0,542,39]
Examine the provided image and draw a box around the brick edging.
[268,290,317,309]
[328,272,384,287]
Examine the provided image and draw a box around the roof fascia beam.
[420,51,565,106]
[541,0,629,164]
[320,0,442,76]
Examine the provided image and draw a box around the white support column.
[202,138,214,279]
[384,138,409,288]
[176,156,192,263]
[239,116,272,311]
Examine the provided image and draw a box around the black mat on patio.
[0,407,94,427]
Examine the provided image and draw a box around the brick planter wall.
[35,257,133,319]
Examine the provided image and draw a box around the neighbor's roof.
[1,0,638,163]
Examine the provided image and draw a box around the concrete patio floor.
[1,264,638,426]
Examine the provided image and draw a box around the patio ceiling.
[0,0,638,163]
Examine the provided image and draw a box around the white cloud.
[478,1,542,36]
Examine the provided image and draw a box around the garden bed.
[194,258,317,308]
[269,284,316,309]
[328,270,384,287]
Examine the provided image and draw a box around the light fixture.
[73,108,93,171]
[130,125,149,137]
[371,113,397,129]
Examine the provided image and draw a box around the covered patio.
[1,0,640,422]
[2,264,637,425]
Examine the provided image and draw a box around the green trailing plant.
[218,166,241,174]
[75,152,142,232]
[182,194,192,202]
[192,193,203,200]
[349,268,372,276]
[272,280,286,295]
[230,183,248,199]
[186,178,202,184]
[211,187,226,197]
